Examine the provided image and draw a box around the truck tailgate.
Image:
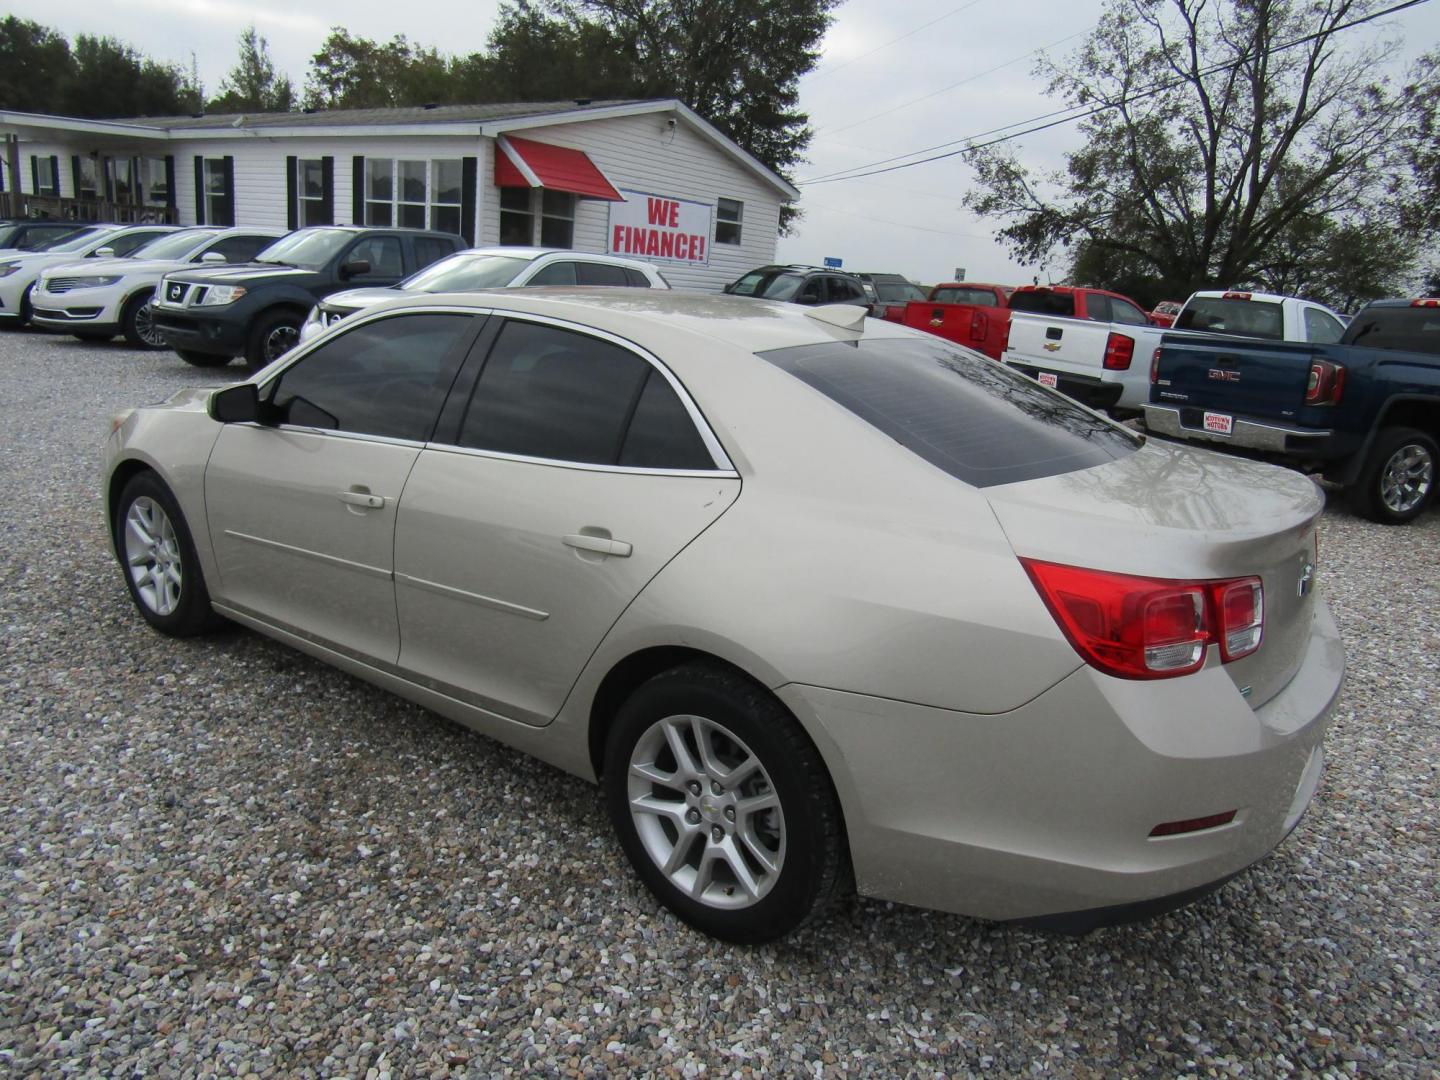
[1152,335,1315,422]
[902,302,1006,357]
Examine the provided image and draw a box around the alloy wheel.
[626,714,785,909]
[124,496,183,616]
[134,302,166,348]
[1379,443,1434,514]
[264,324,299,362]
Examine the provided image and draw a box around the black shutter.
[71,155,82,198]
[352,156,364,225]
[461,156,477,245]
[321,157,334,226]
[49,155,58,195]
[30,156,38,196]
[103,158,115,203]
[193,156,205,224]
[221,156,235,226]
[286,155,298,230]
[164,156,176,215]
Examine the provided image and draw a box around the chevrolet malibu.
[104,291,1344,943]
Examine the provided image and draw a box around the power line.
[799,0,1432,187]
[804,201,992,239]
[804,0,988,85]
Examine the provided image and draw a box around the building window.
[77,158,99,199]
[297,158,326,225]
[108,157,137,204]
[716,198,743,245]
[204,159,230,225]
[397,160,427,229]
[33,156,59,196]
[540,191,575,248]
[365,158,393,226]
[499,187,534,246]
[431,159,463,236]
[140,157,168,205]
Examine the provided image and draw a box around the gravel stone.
[1,331,1436,1077]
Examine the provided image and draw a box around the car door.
[204,310,479,663]
[393,315,741,726]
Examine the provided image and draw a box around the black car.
[151,226,465,369]
[0,220,93,253]
[723,264,870,307]
[853,272,927,319]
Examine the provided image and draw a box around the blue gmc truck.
[1143,298,1440,524]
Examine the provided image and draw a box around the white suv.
[300,247,670,341]
[0,225,179,328]
[32,227,286,348]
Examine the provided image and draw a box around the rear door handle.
[563,533,633,557]
[339,489,386,509]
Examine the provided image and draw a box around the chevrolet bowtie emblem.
[1043,342,1061,352]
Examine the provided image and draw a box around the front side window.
[298,159,327,226]
[760,336,1138,488]
[499,187,535,246]
[1109,297,1150,326]
[344,236,404,280]
[456,320,714,469]
[716,198,742,245]
[1084,295,1112,322]
[267,313,473,441]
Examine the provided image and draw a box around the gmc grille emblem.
[1208,368,1241,382]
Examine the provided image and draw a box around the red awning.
[494,135,623,201]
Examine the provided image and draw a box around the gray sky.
[11,0,1439,286]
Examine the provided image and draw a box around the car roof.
[363,287,906,357]
[450,246,661,270]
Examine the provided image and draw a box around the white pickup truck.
[1003,287,1348,413]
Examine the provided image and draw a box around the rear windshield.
[759,336,1138,488]
[930,286,1000,307]
[1342,306,1440,354]
[1008,290,1076,317]
[403,253,532,292]
[875,282,926,302]
[1175,297,1283,339]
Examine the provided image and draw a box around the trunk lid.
[984,439,1323,706]
[1153,333,1315,422]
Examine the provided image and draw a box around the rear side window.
[1343,307,1440,353]
[1084,295,1112,322]
[576,262,629,286]
[268,313,472,440]
[414,236,458,269]
[623,267,652,287]
[458,320,715,468]
[1176,297,1283,339]
[1008,290,1077,318]
[931,287,998,307]
[760,336,1138,488]
[1304,307,1344,343]
[108,230,167,257]
[206,235,273,263]
[1109,297,1150,326]
[528,261,577,286]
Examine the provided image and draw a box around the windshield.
[760,336,1138,488]
[1175,297,1283,340]
[35,227,113,254]
[403,253,532,292]
[125,229,215,261]
[253,229,354,270]
[931,286,999,307]
[727,270,805,300]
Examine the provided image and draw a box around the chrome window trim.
[422,440,739,479]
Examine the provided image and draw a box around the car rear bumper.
[1144,404,1334,455]
[778,597,1344,925]
[1003,358,1130,410]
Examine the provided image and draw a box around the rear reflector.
[1149,810,1237,837]
[1020,559,1265,680]
[1103,332,1135,370]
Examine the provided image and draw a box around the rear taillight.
[1306,360,1345,405]
[1149,347,1162,384]
[1103,332,1135,370]
[1020,559,1264,680]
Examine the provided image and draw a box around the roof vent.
[574,98,592,106]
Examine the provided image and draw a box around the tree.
[303,29,459,110]
[0,17,72,114]
[965,0,1428,308]
[209,27,294,113]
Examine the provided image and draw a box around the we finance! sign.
[608,190,713,267]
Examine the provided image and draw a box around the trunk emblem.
[1297,562,1314,597]
[1043,342,1061,352]
[929,318,942,328]
[1208,368,1241,382]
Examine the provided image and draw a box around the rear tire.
[245,309,303,371]
[17,283,34,326]
[112,472,226,637]
[603,663,849,943]
[121,290,166,349]
[176,348,233,368]
[1348,427,1438,525]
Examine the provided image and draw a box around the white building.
[0,99,797,291]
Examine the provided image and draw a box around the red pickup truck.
[900,282,1014,359]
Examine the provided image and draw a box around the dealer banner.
[608,190,713,267]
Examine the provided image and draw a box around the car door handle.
[563,533,632,557]
[338,489,386,509]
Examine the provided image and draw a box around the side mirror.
[201,251,227,264]
[339,259,371,280]
[93,246,115,258]
[209,382,263,424]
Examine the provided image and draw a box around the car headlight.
[55,275,123,289]
[0,264,20,278]
[198,285,247,306]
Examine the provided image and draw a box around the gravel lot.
[1,329,1436,1078]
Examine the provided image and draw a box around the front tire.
[121,290,166,349]
[603,663,849,943]
[176,348,233,368]
[1348,427,1438,525]
[245,309,303,371]
[113,472,225,636]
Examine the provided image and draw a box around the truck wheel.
[246,310,303,371]
[121,290,166,349]
[1349,427,1438,525]
[176,349,233,368]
